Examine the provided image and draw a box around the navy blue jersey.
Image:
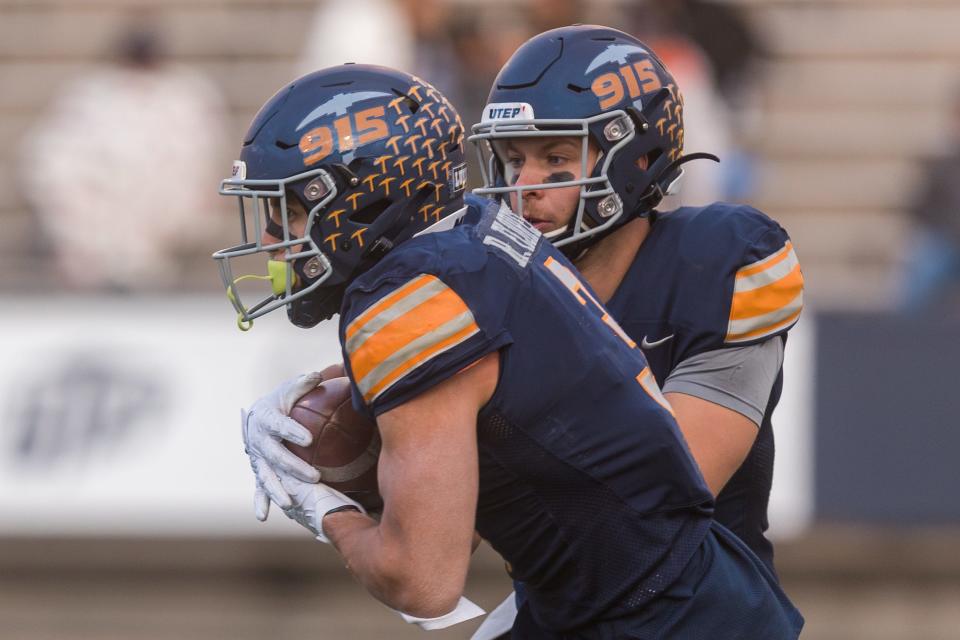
[338,200,801,635]
[606,202,804,572]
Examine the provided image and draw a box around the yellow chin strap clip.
[227,261,298,332]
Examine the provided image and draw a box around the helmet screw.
[304,257,323,278]
[603,116,633,142]
[304,177,329,201]
[641,122,649,132]
[597,194,622,218]
[350,177,359,186]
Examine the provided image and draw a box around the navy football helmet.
[470,25,715,250]
[213,65,467,328]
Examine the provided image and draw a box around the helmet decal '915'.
[213,66,467,329]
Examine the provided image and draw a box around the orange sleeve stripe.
[362,320,480,403]
[735,241,794,280]
[726,308,802,343]
[729,264,804,321]
[350,287,471,381]
[345,274,437,342]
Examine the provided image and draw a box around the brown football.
[285,376,383,511]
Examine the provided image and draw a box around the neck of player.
[575,216,652,304]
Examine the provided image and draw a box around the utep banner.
[0,295,814,537]
[0,295,342,537]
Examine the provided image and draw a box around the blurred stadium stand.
[1,0,959,306]
[3,1,960,639]
[1,531,959,640]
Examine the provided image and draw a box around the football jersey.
[605,202,804,572]
[339,199,716,631]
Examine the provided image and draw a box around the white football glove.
[278,473,366,543]
[242,372,325,521]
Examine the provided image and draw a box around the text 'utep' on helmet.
[469,25,716,252]
[213,64,468,329]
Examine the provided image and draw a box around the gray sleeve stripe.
[661,339,784,427]
[662,380,765,426]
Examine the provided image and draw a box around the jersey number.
[542,256,674,415]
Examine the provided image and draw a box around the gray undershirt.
[661,338,785,427]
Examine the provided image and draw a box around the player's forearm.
[324,510,465,617]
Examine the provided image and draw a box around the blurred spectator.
[652,0,765,105]
[897,90,960,313]
[449,6,530,188]
[629,1,765,206]
[19,20,226,292]
[297,0,413,75]
[449,5,530,113]
[299,0,535,191]
[647,35,732,208]
[298,0,466,111]
[448,10,496,114]
[399,0,462,106]
[525,0,585,34]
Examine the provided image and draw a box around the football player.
[467,24,804,638]
[215,64,803,637]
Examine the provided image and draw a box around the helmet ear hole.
[349,198,391,225]
[446,125,463,150]
[390,90,420,114]
[645,87,672,112]
[347,158,365,174]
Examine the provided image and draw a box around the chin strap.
[226,261,299,331]
[288,282,346,328]
[636,152,720,211]
[558,152,720,259]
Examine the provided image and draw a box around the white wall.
[0,295,815,538]
[0,295,342,537]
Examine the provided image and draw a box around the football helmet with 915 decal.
[213,64,467,329]
[469,25,717,254]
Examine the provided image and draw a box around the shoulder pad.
[663,203,803,345]
[642,203,802,353]
[342,273,477,408]
[465,192,500,220]
[340,234,513,415]
[725,223,803,344]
